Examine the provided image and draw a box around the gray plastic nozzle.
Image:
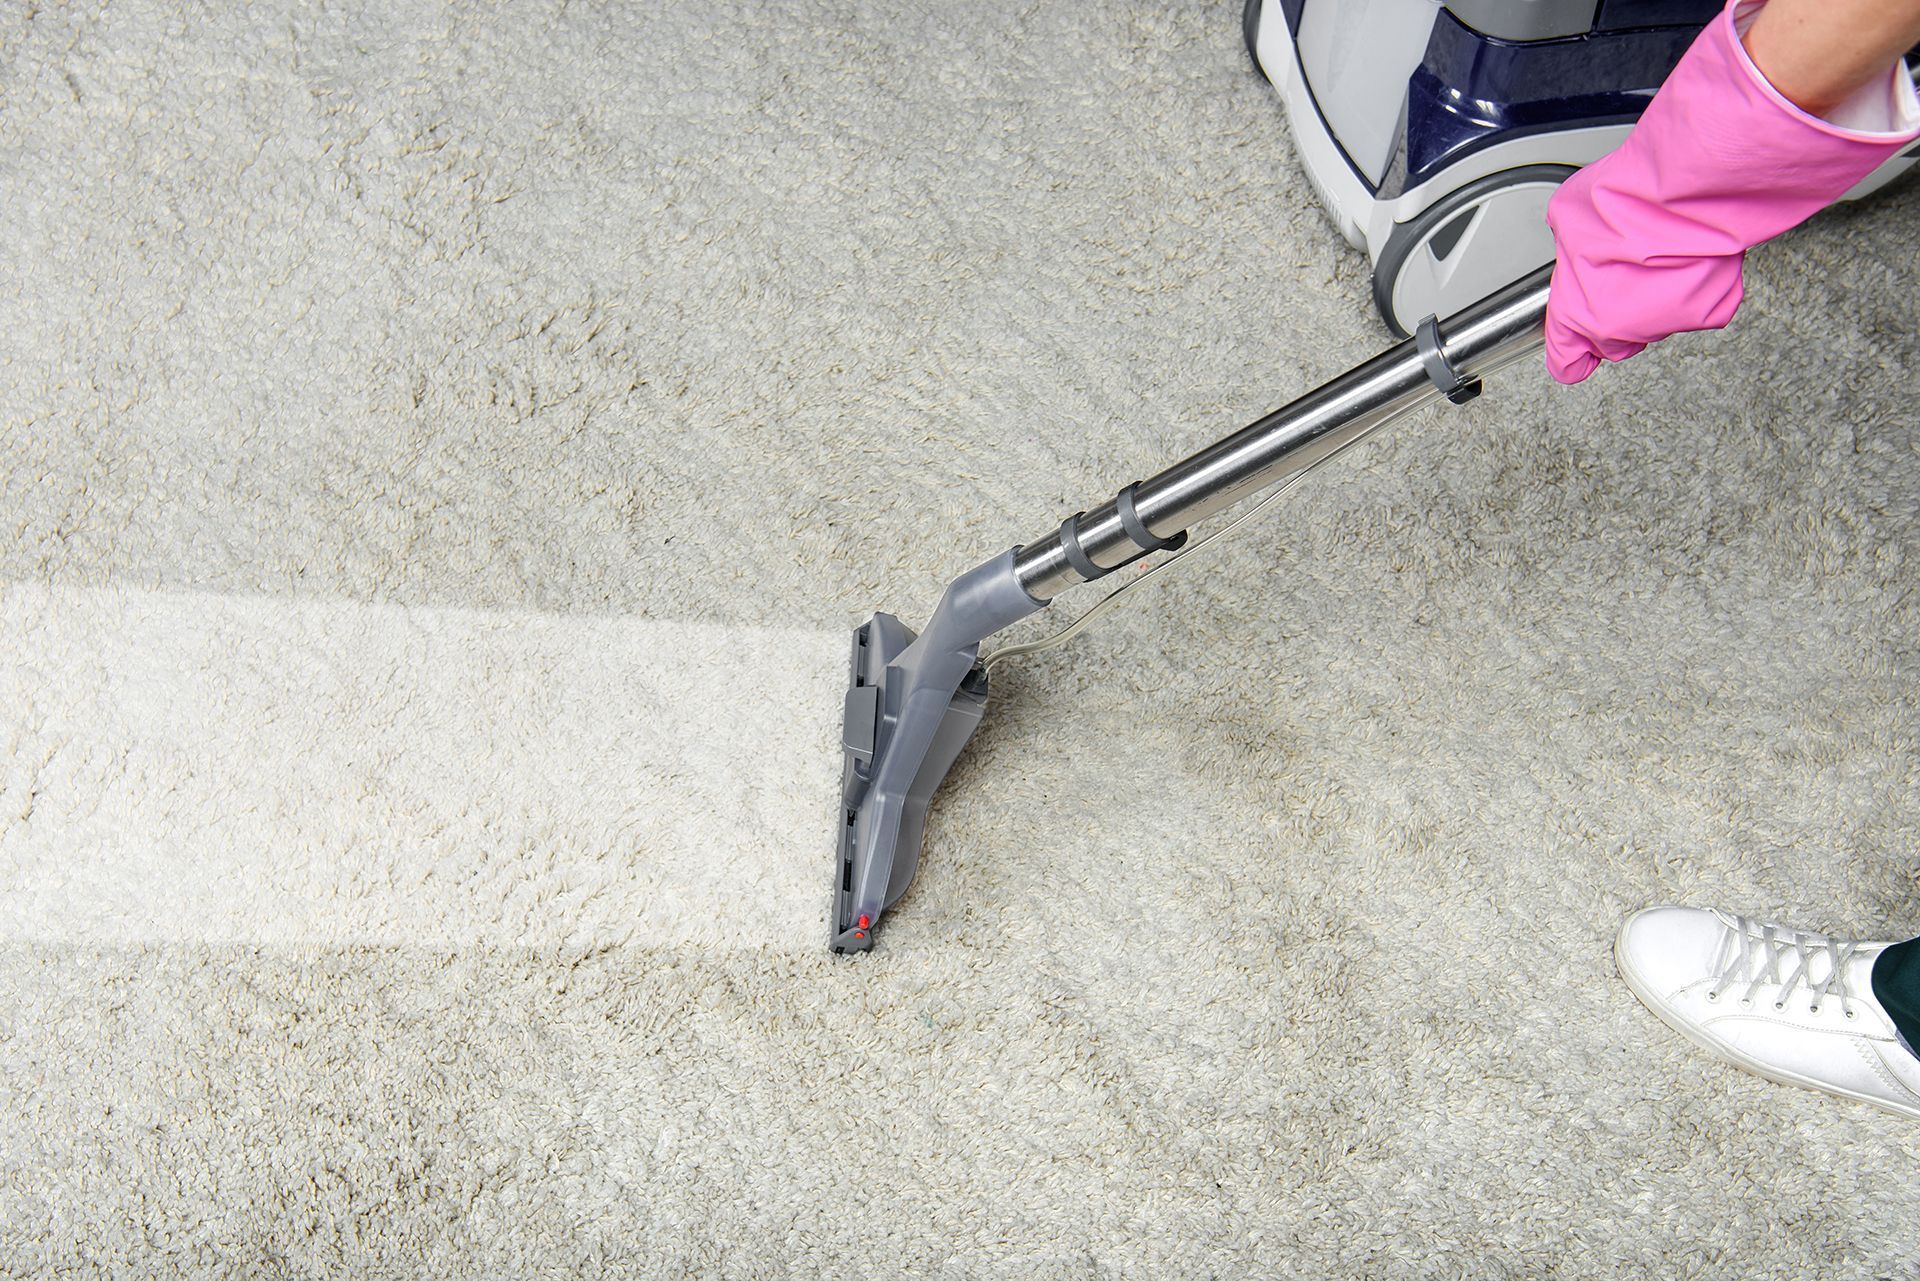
[833,548,1045,951]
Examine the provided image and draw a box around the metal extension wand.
[833,264,1553,952]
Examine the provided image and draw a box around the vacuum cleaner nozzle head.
[831,549,1044,953]
[832,613,990,953]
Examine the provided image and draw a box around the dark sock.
[1871,935,1920,1058]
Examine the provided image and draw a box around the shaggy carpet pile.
[2,1,1917,1275]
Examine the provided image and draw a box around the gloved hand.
[1543,0,1920,384]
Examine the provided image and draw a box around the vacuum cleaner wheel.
[1371,164,1574,338]
[1242,0,1267,83]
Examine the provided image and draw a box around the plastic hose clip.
[1116,483,1188,556]
[1415,314,1482,405]
[1056,511,1106,582]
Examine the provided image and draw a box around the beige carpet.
[2,1,1918,1275]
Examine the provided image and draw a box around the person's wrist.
[1741,25,1841,117]
[1735,0,1920,134]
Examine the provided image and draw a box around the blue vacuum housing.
[1245,0,1918,336]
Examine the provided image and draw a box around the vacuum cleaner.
[1242,0,1919,336]
[831,2,1920,952]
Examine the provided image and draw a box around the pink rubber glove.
[1543,0,1920,384]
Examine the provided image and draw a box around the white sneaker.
[1615,906,1920,1121]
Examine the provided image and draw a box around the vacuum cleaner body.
[1245,0,1920,336]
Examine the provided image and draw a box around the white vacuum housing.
[1244,0,1920,335]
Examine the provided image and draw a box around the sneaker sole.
[1614,910,1920,1123]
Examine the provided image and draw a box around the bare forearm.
[1743,0,1920,118]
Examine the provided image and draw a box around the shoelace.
[1706,914,1862,1020]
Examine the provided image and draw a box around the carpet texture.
[3,1,1918,1276]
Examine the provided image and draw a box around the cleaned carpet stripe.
[0,583,843,948]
